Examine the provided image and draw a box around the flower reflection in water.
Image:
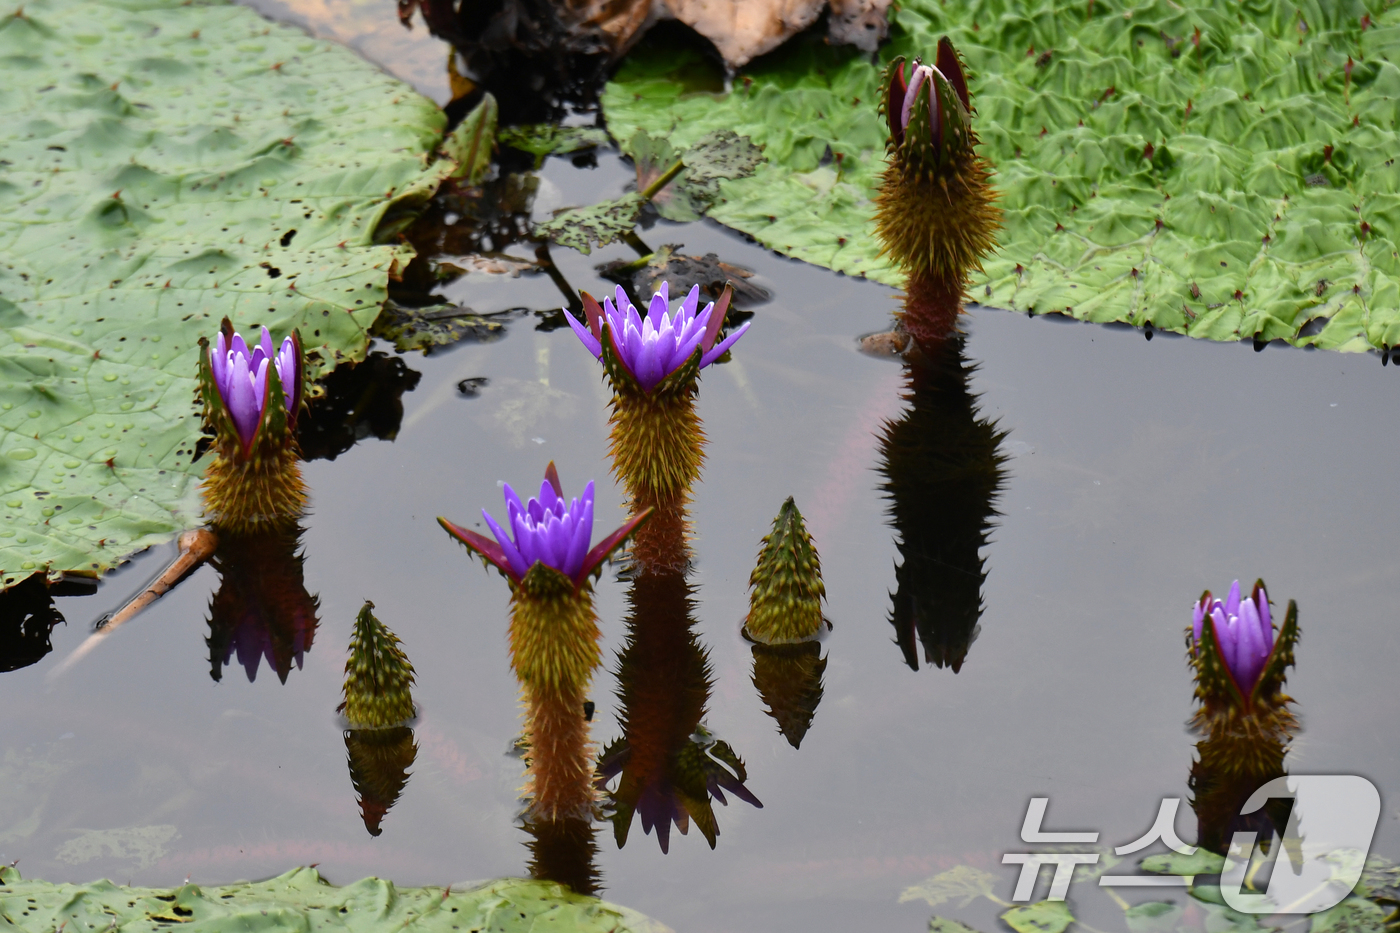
[879,333,1006,672]
[1186,580,1299,854]
[595,494,761,854]
[205,524,320,684]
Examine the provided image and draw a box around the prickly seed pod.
[338,600,416,728]
[744,497,826,644]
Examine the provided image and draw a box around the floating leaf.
[0,865,666,933]
[1310,897,1387,933]
[371,301,513,353]
[1142,850,1227,876]
[900,865,1000,908]
[0,0,452,588]
[603,0,1400,351]
[1124,901,1184,933]
[535,193,647,255]
[1000,900,1076,933]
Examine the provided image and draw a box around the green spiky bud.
[339,601,416,728]
[744,497,826,644]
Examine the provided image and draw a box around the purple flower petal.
[483,509,530,579]
[647,283,669,325]
[679,284,700,319]
[1192,598,1205,652]
[901,64,929,134]
[227,353,259,446]
[564,308,603,357]
[276,337,297,411]
[1211,606,1235,673]
[259,326,275,360]
[699,319,751,368]
[212,332,229,396]
[1257,586,1272,638]
[633,333,665,389]
[1225,580,1241,618]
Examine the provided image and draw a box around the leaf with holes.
[0,0,453,588]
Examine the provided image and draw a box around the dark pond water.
[4,5,1400,932]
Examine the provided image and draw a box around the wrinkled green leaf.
[442,93,498,184]
[1310,897,1387,933]
[0,0,452,587]
[1125,901,1184,933]
[1143,850,1227,876]
[536,192,646,255]
[900,865,1001,908]
[0,865,668,933]
[1001,900,1076,933]
[371,301,513,353]
[629,129,765,222]
[603,0,1399,351]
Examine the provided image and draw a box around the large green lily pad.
[0,864,669,933]
[0,0,453,587]
[602,0,1400,351]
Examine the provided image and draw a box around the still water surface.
[3,7,1400,932]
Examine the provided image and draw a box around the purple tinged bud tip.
[211,324,299,446]
[1192,580,1278,694]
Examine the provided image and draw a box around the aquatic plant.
[438,464,648,821]
[339,601,417,728]
[563,283,746,506]
[744,497,826,645]
[1185,579,1299,853]
[197,319,307,531]
[873,38,1000,343]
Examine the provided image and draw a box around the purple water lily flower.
[439,463,649,588]
[210,326,298,447]
[563,282,750,392]
[1192,580,1274,692]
